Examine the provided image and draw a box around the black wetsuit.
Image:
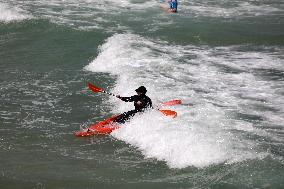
[114,94,152,123]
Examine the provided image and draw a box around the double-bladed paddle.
[88,82,179,118]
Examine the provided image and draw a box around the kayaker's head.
[135,86,147,95]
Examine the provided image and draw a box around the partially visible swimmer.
[168,0,178,13]
[160,0,178,13]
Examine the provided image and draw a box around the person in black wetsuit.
[114,86,152,123]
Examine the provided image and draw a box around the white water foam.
[84,33,282,168]
[112,106,268,169]
[7,0,283,30]
[0,2,31,22]
[7,0,157,30]
[185,0,282,18]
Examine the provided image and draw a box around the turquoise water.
[1,0,284,188]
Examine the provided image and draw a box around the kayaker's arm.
[116,95,136,102]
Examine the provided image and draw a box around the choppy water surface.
[0,0,284,188]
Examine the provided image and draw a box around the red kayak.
[75,115,120,137]
[75,83,181,137]
[75,108,179,137]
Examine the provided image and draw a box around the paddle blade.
[88,83,103,93]
[161,99,182,106]
[159,109,177,118]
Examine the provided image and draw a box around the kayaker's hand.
[136,101,142,106]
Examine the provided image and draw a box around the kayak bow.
[75,115,120,137]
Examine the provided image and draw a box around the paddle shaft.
[101,90,116,97]
[88,83,178,117]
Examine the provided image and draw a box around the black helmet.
[135,86,147,94]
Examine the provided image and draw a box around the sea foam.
[0,2,31,23]
[85,33,274,168]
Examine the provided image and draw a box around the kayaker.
[114,86,153,123]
